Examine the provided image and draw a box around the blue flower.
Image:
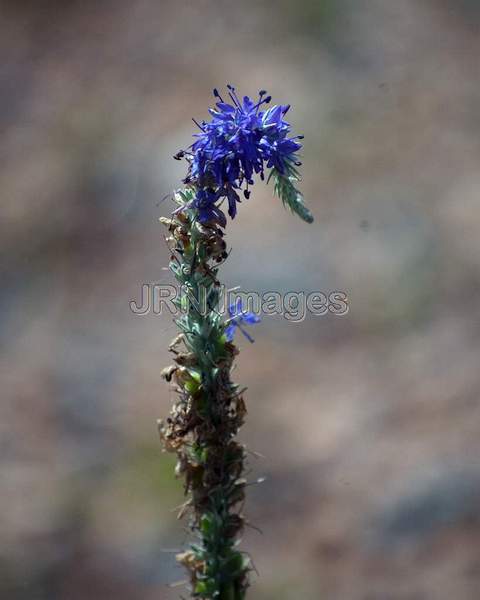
[225,300,261,343]
[185,86,303,224]
[192,188,227,227]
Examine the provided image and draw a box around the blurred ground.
[2,1,480,598]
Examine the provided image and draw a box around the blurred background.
[2,1,480,598]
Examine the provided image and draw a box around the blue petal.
[242,312,261,324]
[225,323,236,341]
[227,187,239,219]
[263,105,283,125]
[216,102,236,113]
[242,96,255,112]
[227,302,236,318]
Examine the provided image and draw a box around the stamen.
[253,96,269,113]
[192,118,205,131]
[227,84,242,109]
[213,88,225,103]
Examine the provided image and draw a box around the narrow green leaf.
[268,164,314,224]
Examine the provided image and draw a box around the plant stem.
[160,188,249,599]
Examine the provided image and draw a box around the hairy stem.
[159,188,250,599]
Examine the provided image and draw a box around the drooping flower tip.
[177,86,311,227]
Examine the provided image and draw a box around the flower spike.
[159,86,313,600]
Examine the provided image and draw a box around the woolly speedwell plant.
[158,86,313,599]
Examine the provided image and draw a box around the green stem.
[160,189,250,599]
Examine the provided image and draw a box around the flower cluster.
[180,86,304,225]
